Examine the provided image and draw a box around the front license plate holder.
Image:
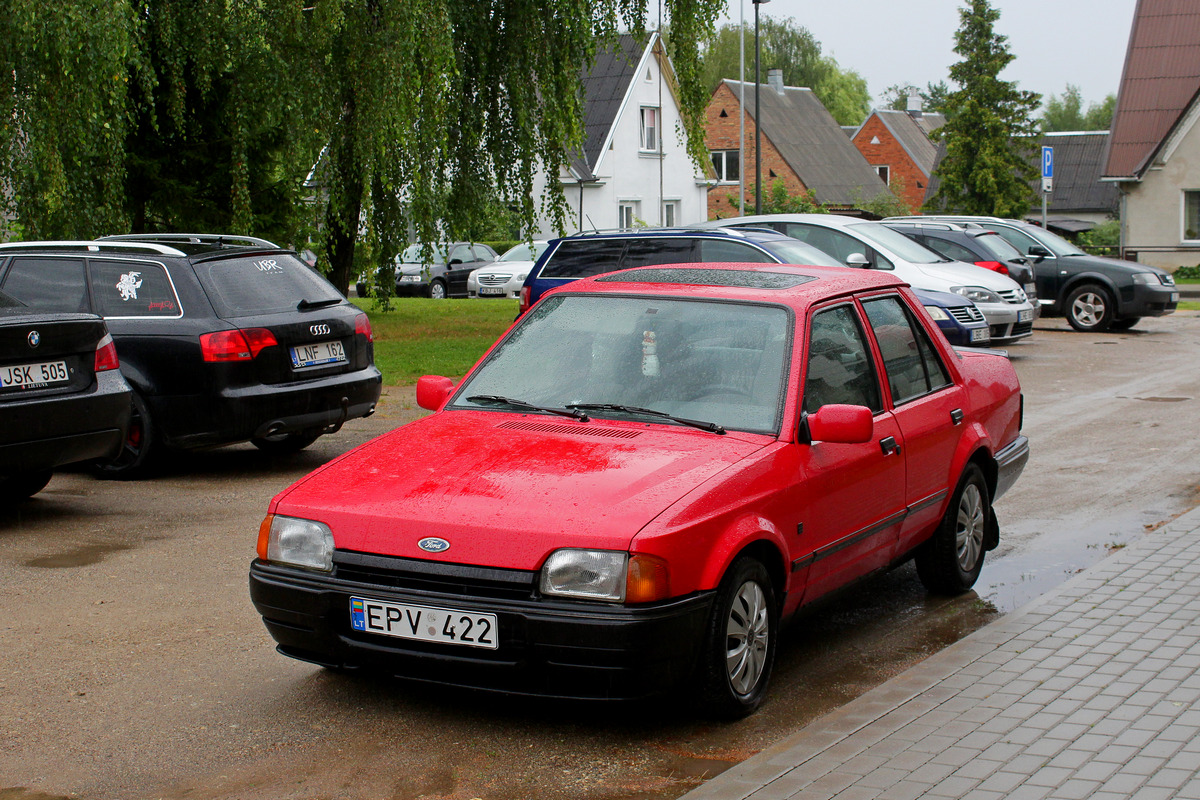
[479,287,506,296]
[1018,309,1034,323]
[350,596,499,650]
[970,327,990,343]
[290,340,346,369]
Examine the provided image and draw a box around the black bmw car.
[0,290,131,500]
[0,235,382,477]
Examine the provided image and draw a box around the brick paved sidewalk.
[682,506,1200,800]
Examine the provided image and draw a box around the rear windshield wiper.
[298,297,342,311]
[566,403,725,435]
[465,395,589,421]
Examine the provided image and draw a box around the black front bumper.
[249,554,715,701]
[1121,283,1178,318]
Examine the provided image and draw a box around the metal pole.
[754,1,762,214]
[738,0,745,215]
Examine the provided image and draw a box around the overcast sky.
[713,0,1137,111]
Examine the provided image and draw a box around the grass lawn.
[353,297,516,385]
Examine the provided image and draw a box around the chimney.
[906,92,924,118]
[767,69,784,95]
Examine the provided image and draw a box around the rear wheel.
[93,391,157,480]
[429,279,447,300]
[0,471,53,501]
[251,428,323,455]
[1065,283,1115,332]
[916,463,990,594]
[697,557,778,719]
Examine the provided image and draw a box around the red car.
[250,263,1028,717]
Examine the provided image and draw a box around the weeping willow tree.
[1,0,724,294]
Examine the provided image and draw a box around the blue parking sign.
[1042,146,1054,178]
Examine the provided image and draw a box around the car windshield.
[762,238,843,267]
[973,232,1025,261]
[193,253,343,317]
[498,242,543,262]
[1014,224,1087,257]
[848,222,947,264]
[452,294,791,435]
[398,244,446,265]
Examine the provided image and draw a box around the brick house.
[851,105,945,213]
[705,72,889,219]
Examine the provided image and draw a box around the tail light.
[94,333,120,372]
[354,312,374,342]
[974,260,1009,275]
[200,328,278,362]
[518,285,531,315]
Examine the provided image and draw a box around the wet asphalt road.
[2,312,1199,800]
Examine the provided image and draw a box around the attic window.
[646,68,653,83]
[769,169,777,178]
[720,109,729,118]
[870,135,881,145]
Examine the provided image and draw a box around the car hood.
[271,410,768,569]
[907,260,1022,292]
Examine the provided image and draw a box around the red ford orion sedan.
[250,263,1028,718]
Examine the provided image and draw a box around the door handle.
[951,408,964,425]
[880,436,900,456]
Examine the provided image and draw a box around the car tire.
[428,280,447,300]
[1065,283,1115,332]
[697,556,778,719]
[92,391,157,480]
[251,428,323,455]
[0,470,53,501]
[916,462,990,595]
[1110,317,1141,331]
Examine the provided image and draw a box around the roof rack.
[0,240,187,256]
[566,226,755,238]
[95,233,281,249]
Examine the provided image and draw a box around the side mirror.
[1027,245,1051,262]
[845,253,870,268]
[416,375,456,411]
[806,404,873,444]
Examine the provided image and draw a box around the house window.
[710,150,740,183]
[640,107,659,151]
[1184,191,1200,241]
[619,202,640,230]
[874,165,890,184]
[663,201,678,227]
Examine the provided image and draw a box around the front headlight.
[540,549,627,600]
[1132,272,1156,284]
[258,515,334,572]
[923,306,951,321]
[951,285,1003,304]
[516,273,528,282]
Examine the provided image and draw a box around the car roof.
[550,262,907,308]
[554,226,800,244]
[696,213,876,230]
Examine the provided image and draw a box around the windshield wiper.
[466,395,589,421]
[566,403,725,435]
[297,297,342,311]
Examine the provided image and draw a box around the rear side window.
[539,240,627,279]
[192,254,343,317]
[862,296,951,405]
[696,239,775,263]
[89,259,182,317]
[1,257,89,312]
[923,237,977,263]
[624,238,697,267]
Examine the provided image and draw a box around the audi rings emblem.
[418,537,451,553]
[310,324,330,336]
[27,330,40,348]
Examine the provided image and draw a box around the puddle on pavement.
[0,789,74,800]
[24,542,133,569]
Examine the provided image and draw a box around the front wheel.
[92,391,157,480]
[697,557,778,719]
[916,463,990,595]
[428,279,447,300]
[1065,283,1115,332]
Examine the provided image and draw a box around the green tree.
[1040,84,1116,132]
[699,17,870,125]
[882,81,951,116]
[727,180,826,215]
[925,0,1041,218]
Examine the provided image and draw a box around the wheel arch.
[1058,273,1119,307]
[694,518,789,613]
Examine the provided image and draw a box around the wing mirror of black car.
[417,375,456,411]
[845,253,870,268]
[449,258,464,265]
[1027,245,1051,262]
[803,404,874,444]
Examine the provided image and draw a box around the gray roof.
[723,79,889,205]
[1037,132,1119,214]
[870,110,940,174]
[570,34,648,180]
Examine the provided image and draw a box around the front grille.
[949,306,985,324]
[477,274,510,286]
[1011,321,1033,336]
[997,288,1024,304]
[334,551,537,601]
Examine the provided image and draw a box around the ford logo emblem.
[310,324,330,336]
[27,331,40,348]
[418,537,450,553]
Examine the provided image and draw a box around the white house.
[529,32,711,239]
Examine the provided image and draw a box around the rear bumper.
[0,370,131,472]
[249,558,714,701]
[153,366,382,449]
[994,435,1030,502]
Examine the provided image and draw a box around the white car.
[698,214,1037,343]
[467,240,549,299]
